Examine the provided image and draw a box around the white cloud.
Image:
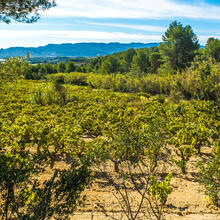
[0,30,218,48]
[42,0,220,20]
[0,30,162,48]
[0,30,161,40]
[199,35,220,43]
[85,22,166,32]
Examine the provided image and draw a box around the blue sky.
[0,0,220,48]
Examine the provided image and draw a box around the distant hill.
[0,42,160,58]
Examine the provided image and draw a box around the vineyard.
[0,76,219,219]
[0,1,220,219]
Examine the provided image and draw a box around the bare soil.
[71,146,220,220]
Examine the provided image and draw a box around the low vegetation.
[46,61,219,101]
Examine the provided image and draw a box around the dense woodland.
[0,20,219,219]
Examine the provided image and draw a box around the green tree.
[75,66,83,72]
[66,61,76,73]
[149,52,162,73]
[0,56,29,79]
[39,65,47,75]
[132,50,150,77]
[160,21,199,71]
[0,0,56,23]
[45,63,56,74]
[102,57,120,74]
[204,38,220,63]
[123,48,136,72]
[57,62,66,73]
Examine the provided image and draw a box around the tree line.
[25,61,87,79]
[84,21,219,76]
[22,24,220,80]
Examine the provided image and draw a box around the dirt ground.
[70,146,220,220]
[18,145,219,220]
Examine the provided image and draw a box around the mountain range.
[0,42,160,58]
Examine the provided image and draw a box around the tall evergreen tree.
[160,21,199,71]
[149,52,162,74]
[102,57,120,74]
[132,50,150,76]
[123,48,136,72]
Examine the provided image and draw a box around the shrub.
[46,63,220,102]
[198,145,220,206]
[90,117,172,220]
[175,62,220,100]
[0,56,29,79]
[31,83,67,106]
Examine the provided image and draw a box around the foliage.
[131,50,150,76]
[204,38,220,63]
[0,0,56,23]
[160,21,199,71]
[66,61,76,73]
[198,145,220,206]
[149,52,162,74]
[0,56,29,79]
[31,82,67,106]
[123,48,136,72]
[47,64,220,101]
[83,47,161,75]
[0,62,219,219]
[91,120,172,220]
[57,62,66,73]
[29,56,89,65]
[149,173,173,218]
[25,61,79,79]
[177,62,220,101]
[0,81,94,218]
[167,101,218,173]
[101,56,120,74]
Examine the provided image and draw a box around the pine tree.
[0,0,56,23]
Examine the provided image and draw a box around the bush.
[0,56,29,79]
[198,145,220,206]
[31,83,67,106]
[46,63,220,102]
[90,116,172,219]
[175,62,220,101]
